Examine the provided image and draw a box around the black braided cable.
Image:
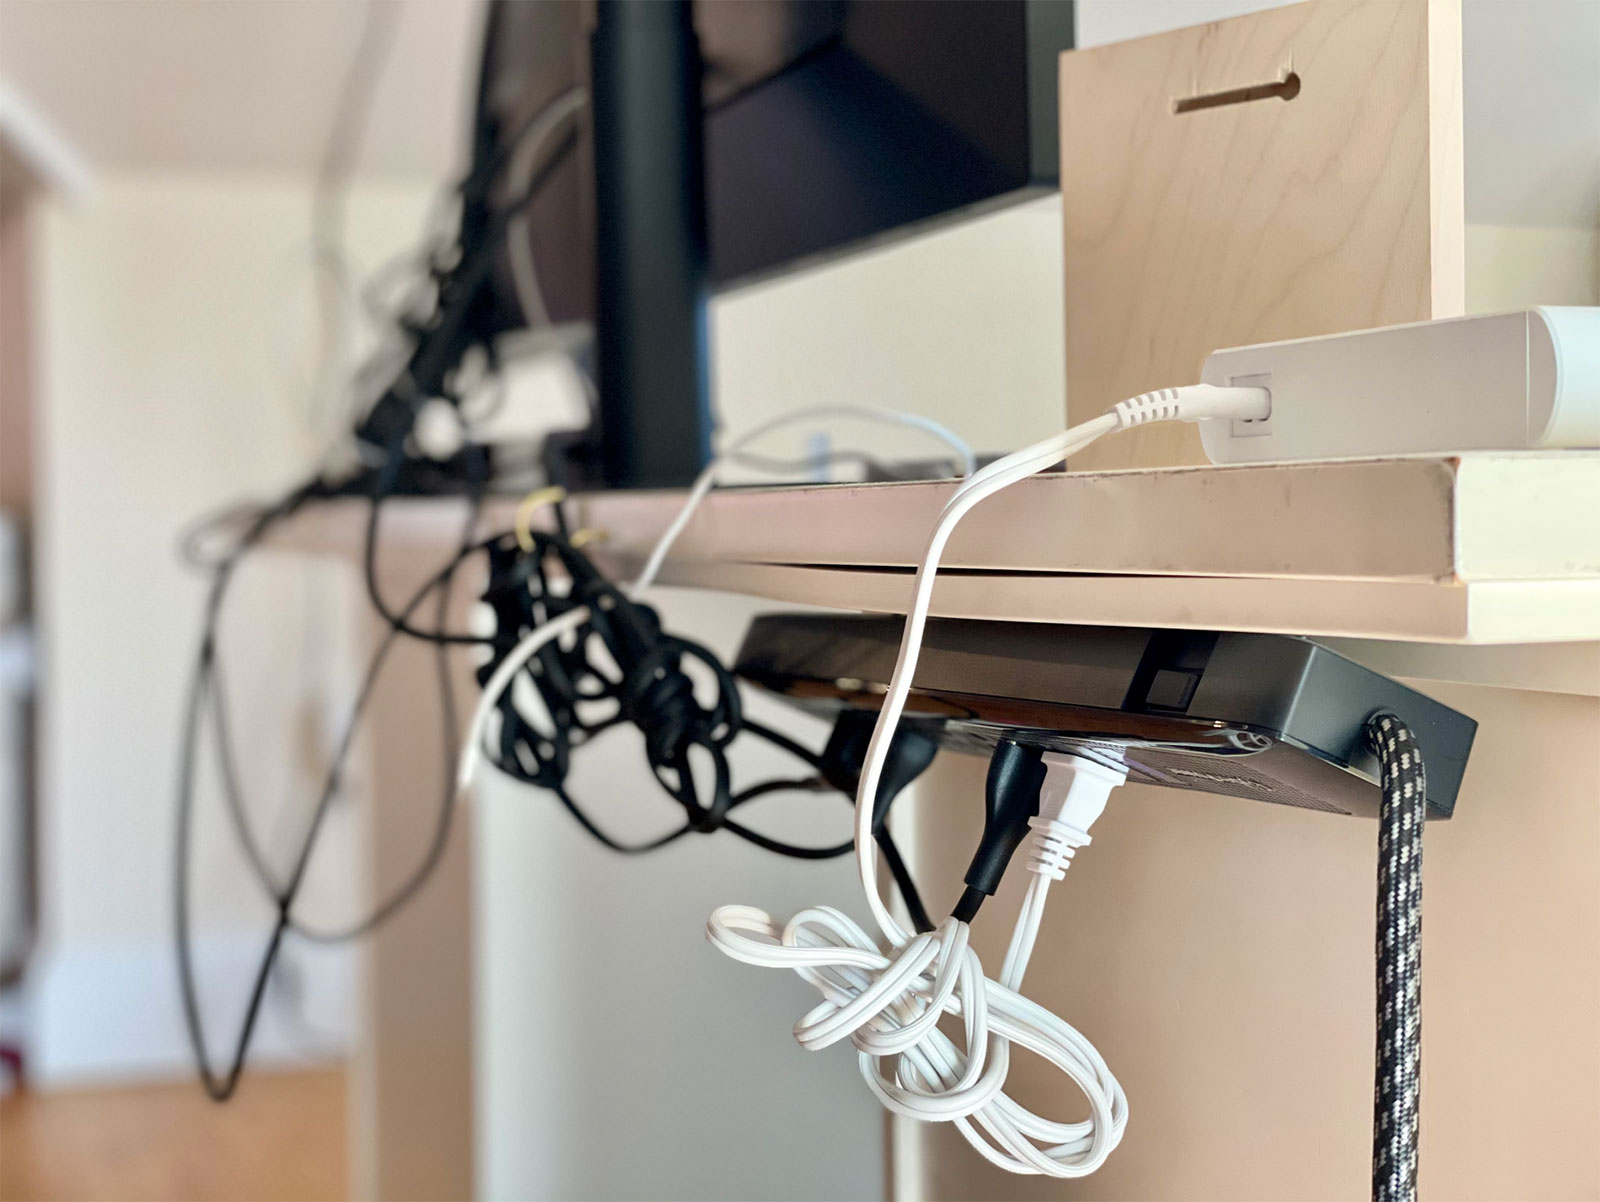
[1367,713,1425,1202]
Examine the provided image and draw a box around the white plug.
[1112,384,1272,430]
[1026,752,1129,881]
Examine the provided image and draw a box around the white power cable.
[506,87,589,331]
[705,384,1271,1178]
[633,404,977,594]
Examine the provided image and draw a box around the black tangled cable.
[1366,713,1425,1202]
[469,521,932,932]
[177,405,935,1101]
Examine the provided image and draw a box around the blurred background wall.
[0,0,481,1088]
[29,175,444,1082]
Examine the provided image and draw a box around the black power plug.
[952,740,1048,923]
[819,710,941,932]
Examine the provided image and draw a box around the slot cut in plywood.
[1060,0,1465,470]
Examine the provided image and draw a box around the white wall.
[711,195,1069,457]
[1466,225,1600,311]
[0,0,479,178]
[30,171,439,1083]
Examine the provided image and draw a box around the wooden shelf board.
[652,560,1600,648]
[557,452,1600,585]
[265,454,1600,695]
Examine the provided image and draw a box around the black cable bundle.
[1366,713,1426,1202]
[470,524,934,890]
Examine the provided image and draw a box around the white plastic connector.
[1113,384,1272,429]
[1026,752,1129,881]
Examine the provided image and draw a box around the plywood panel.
[1061,0,1465,469]
[658,560,1600,647]
[347,536,480,1202]
[271,452,1600,588]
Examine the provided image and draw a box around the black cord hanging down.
[175,484,496,1101]
[178,480,937,1103]
[1367,713,1425,1202]
[171,89,622,1101]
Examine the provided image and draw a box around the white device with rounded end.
[1199,307,1600,463]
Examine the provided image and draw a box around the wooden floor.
[0,1068,347,1202]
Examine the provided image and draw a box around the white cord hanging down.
[456,605,591,795]
[705,384,1271,1178]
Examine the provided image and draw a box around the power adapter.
[1199,307,1600,463]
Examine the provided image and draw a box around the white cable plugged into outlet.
[705,383,1270,1178]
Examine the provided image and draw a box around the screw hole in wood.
[1173,70,1300,114]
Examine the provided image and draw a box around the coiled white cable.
[706,384,1270,1177]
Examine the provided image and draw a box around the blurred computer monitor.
[464,0,1074,489]
[476,0,1074,333]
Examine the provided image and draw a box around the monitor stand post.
[591,0,712,491]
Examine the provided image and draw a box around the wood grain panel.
[1060,0,1465,469]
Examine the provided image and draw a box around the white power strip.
[1199,307,1600,463]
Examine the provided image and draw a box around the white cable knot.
[707,905,979,1063]
[706,900,1129,1178]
